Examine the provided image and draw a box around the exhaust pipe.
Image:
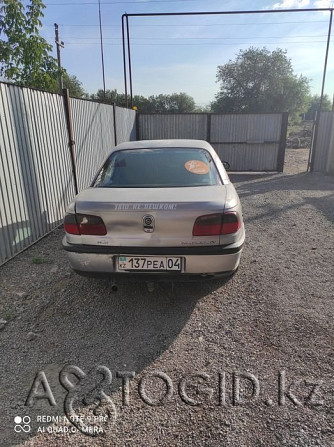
[111,283,118,292]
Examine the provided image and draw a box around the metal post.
[121,14,128,108]
[98,0,106,98]
[136,110,140,141]
[63,88,78,195]
[126,15,133,108]
[54,23,64,94]
[277,112,289,172]
[310,8,333,172]
[206,113,211,143]
[113,103,118,146]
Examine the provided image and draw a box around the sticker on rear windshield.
[185,160,209,175]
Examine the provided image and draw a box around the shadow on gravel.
[230,172,334,193]
[23,274,229,400]
[230,172,334,224]
[35,276,228,372]
[1,266,231,445]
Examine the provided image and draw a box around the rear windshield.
[93,148,222,188]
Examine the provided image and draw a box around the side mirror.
[222,161,230,170]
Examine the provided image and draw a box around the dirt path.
[284,148,310,175]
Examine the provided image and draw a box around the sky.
[39,0,334,106]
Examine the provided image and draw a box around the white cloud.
[272,0,310,9]
[313,0,334,7]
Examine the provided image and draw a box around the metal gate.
[137,112,288,172]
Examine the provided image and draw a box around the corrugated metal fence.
[138,113,208,140]
[71,100,136,191]
[138,112,288,172]
[0,83,136,265]
[311,111,334,173]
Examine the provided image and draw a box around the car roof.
[114,139,213,151]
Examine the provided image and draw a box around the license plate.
[118,256,182,271]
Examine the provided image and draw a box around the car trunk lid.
[74,186,226,247]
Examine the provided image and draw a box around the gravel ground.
[0,149,333,446]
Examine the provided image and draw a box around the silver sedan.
[62,140,245,279]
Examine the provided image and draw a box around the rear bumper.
[63,238,243,278]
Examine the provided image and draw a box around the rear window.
[93,148,222,188]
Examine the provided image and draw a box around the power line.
[45,0,201,5]
[61,40,327,45]
[59,34,329,39]
[44,20,329,26]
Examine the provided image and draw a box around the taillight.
[192,212,241,236]
[64,214,107,236]
[192,214,222,236]
[64,214,80,235]
[221,212,242,235]
[77,214,107,235]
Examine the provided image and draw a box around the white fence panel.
[0,84,136,265]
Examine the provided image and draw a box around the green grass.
[3,310,12,321]
[32,255,51,265]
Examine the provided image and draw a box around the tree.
[150,93,196,113]
[304,94,332,120]
[91,89,120,104]
[211,47,310,119]
[195,105,211,113]
[0,0,59,90]
[58,73,87,98]
[90,90,196,112]
[91,89,151,110]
